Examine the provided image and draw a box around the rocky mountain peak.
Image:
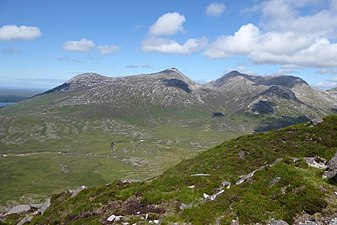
[152,68,198,89]
[262,75,308,89]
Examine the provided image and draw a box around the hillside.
[2,114,337,224]
[0,69,337,211]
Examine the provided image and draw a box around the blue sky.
[1,0,337,89]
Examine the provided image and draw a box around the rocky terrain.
[1,114,337,224]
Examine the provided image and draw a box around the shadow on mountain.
[252,101,275,114]
[254,115,310,132]
[162,79,191,93]
[34,82,71,97]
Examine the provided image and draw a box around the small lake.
[0,102,16,107]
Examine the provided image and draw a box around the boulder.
[323,152,337,181]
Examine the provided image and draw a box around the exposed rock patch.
[323,152,337,181]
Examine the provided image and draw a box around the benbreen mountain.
[3,115,337,224]
[20,68,337,131]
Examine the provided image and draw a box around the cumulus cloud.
[248,0,337,37]
[316,78,337,89]
[62,38,95,52]
[142,37,207,54]
[0,25,41,41]
[97,45,120,54]
[205,2,226,16]
[149,12,186,36]
[317,68,337,75]
[204,23,337,67]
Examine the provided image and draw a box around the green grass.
[22,114,337,224]
[0,115,241,209]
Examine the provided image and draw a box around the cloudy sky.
[1,0,337,89]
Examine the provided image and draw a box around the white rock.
[70,185,87,198]
[191,173,210,177]
[107,214,116,222]
[154,220,160,224]
[203,193,210,199]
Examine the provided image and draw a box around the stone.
[38,197,51,214]
[221,180,231,189]
[310,118,323,126]
[203,193,210,199]
[323,152,337,181]
[238,151,246,160]
[70,185,87,198]
[270,177,281,186]
[4,204,31,216]
[191,173,210,177]
[107,214,116,222]
[236,170,257,185]
[268,219,289,225]
[231,219,239,225]
[304,157,327,169]
[153,220,160,224]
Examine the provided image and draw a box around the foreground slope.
[7,114,336,225]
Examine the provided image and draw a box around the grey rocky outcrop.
[4,204,31,216]
[323,152,337,181]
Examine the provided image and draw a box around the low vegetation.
[3,115,336,224]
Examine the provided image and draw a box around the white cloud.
[62,38,95,52]
[316,80,337,89]
[0,25,41,41]
[97,45,120,54]
[142,37,207,54]
[248,0,337,38]
[149,12,185,36]
[204,23,337,67]
[205,2,226,16]
[317,68,337,75]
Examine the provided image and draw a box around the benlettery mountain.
[0,69,337,220]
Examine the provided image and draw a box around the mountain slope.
[5,114,336,225]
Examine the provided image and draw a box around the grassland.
[0,116,241,210]
[14,114,337,225]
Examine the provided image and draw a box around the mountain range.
[21,68,337,130]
